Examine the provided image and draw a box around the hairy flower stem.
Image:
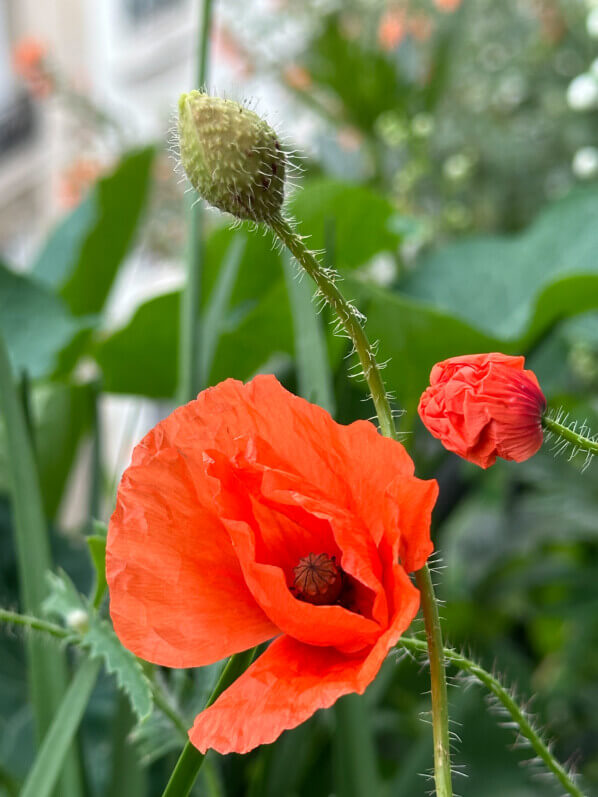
[161,648,256,797]
[269,213,453,797]
[177,0,214,404]
[414,567,453,797]
[270,216,397,441]
[399,637,586,797]
[542,414,598,457]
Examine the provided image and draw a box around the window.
[122,0,184,25]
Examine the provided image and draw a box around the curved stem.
[268,213,453,797]
[399,637,586,797]
[542,414,598,457]
[161,648,256,797]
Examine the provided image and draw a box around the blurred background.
[1,0,598,795]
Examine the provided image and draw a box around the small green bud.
[66,608,89,634]
[178,92,286,222]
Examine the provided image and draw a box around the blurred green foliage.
[1,0,598,795]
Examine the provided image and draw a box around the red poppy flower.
[107,375,437,754]
[418,353,546,469]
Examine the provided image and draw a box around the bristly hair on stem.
[398,636,586,797]
[542,408,598,472]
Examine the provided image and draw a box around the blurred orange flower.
[407,12,434,42]
[434,0,462,12]
[58,158,104,209]
[378,9,406,51]
[12,37,53,98]
[213,25,253,77]
[283,64,312,91]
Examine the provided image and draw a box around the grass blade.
[282,250,335,414]
[0,333,83,795]
[199,235,246,388]
[21,658,100,797]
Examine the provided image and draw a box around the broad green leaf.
[0,381,94,519]
[0,263,86,379]
[95,291,179,398]
[96,263,293,397]
[33,147,155,316]
[402,186,598,344]
[209,280,293,385]
[353,279,503,418]
[21,658,101,797]
[290,179,402,271]
[0,335,82,793]
[201,222,283,312]
[83,619,153,723]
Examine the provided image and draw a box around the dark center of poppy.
[291,552,343,606]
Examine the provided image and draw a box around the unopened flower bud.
[418,353,546,469]
[178,92,286,222]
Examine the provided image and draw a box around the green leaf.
[201,223,283,313]
[0,263,86,379]
[21,657,101,797]
[304,14,406,131]
[0,334,82,793]
[209,280,293,384]
[352,279,503,417]
[43,570,87,623]
[95,291,179,398]
[402,186,598,344]
[333,694,381,797]
[33,147,155,317]
[83,618,153,723]
[86,534,107,610]
[290,179,402,271]
[0,381,94,519]
[96,266,293,397]
[42,570,153,722]
[283,251,335,414]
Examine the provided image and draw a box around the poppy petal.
[107,423,277,669]
[190,567,420,754]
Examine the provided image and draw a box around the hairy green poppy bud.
[178,92,286,222]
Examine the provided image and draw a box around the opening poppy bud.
[292,552,343,605]
[418,352,546,469]
[178,91,286,222]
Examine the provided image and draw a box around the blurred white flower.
[587,7,598,38]
[572,146,598,179]
[66,609,89,634]
[566,73,598,110]
[411,113,434,138]
[591,57,598,80]
[443,153,473,181]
